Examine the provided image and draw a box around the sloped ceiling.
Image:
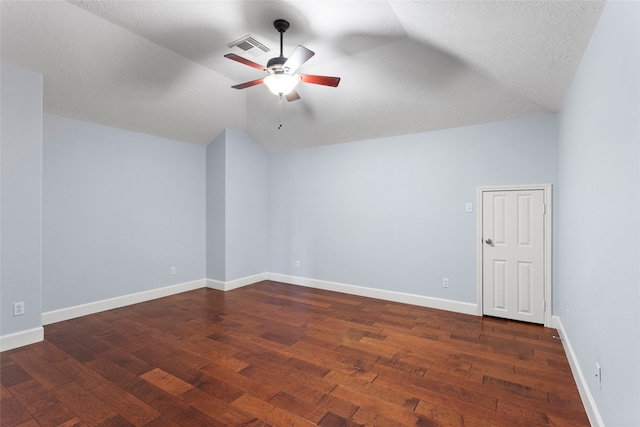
[1,1,605,152]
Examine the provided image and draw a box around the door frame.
[476,184,553,327]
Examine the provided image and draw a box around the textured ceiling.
[1,1,605,152]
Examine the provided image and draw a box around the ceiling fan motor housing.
[267,56,288,71]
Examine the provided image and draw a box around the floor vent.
[227,35,270,58]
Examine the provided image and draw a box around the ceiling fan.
[224,19,340,102]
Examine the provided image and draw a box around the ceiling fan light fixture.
[264,73,299,96]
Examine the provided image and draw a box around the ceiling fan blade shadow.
[300,98,315,119]
[232,78,264,89]
[66,3,230,88]
[332,33,408,56]
[336,35,468,89]
[285,90,301,102]
[109,47,195,94]
[284,45,314,72]
[241,1,311,45]
[224,53,266,71]
[299,74,340,87]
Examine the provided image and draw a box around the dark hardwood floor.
[1,281,589,426]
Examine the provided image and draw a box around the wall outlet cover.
[13,302,25,316]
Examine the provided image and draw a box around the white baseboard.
[205,278,226,291]
[0,326,44,352]
[267,273,478,316]
[206,273,269,291]
[41,279,207,325]
[552,315,603,427]
[8,273,477,352]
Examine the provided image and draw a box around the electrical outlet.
[13,302,25,316]
[442,278,450,288]
[170,267,176,275]
[295,260,301,268]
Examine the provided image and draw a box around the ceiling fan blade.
[299,74,341,87]
[224,53,266,71]
[231,78,264,89]
[285,90,301,102]
[283,45,315,73]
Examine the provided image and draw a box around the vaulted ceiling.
[1,1,604,152]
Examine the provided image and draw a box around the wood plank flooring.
[1,281,589,426]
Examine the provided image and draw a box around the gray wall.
[269,114,558,303]
[557,1,640,425]
[1,63,43,336]
[206,130,226,281]
[224,128,268,281]
[206,128,269,282]
[42,114,206,311]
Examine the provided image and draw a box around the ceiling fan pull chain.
[278,95,284,129]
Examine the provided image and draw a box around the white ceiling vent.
[227,35,270,58]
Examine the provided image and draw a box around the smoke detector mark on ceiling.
[227,35,270,58]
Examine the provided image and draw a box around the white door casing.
[477,185,552,325]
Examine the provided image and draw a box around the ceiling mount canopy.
[225,18,341,102]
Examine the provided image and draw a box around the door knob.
[485,238,493,245]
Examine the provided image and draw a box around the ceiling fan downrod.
[273,19,289,58]
[267,19,290,70]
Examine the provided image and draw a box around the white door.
[482,190,545,324]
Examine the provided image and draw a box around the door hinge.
[542,203,547,215]
[543,300,546,311]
